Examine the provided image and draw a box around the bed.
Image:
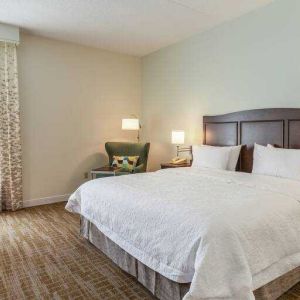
[66,108,300,300]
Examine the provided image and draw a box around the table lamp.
[172,130,185,156]
[171,130,192,164]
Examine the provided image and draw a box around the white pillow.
[192,145,232,170]
[192,145,241,171]
[227,145,242,171]
[252,143,300,180]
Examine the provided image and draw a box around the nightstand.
[90,166,122,179]
[160,162,191,169]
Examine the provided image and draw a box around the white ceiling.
[0,0,273,56]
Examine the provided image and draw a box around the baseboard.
[23,194,70,208]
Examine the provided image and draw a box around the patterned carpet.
[0,203,299,300]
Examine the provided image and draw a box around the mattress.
[66,167,300,299]
[80,216,300,300]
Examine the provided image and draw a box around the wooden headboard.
[203,108,300,172]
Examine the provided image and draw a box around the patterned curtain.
[0,41,22,211]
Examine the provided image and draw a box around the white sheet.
[66,168,300,300]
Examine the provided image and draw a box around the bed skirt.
[80,216,300,300]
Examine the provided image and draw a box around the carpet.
[0,203,299,299]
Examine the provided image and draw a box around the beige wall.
[17,0,300,204]
[18,34,141,205]
[142,0,300,170]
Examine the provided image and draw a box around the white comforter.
[66,168,300,300]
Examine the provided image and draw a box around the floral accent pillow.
[112,156,139,172]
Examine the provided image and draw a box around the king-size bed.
[66,108,300,300]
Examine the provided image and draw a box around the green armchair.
[105,142,150,174]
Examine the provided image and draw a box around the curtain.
[0,41,22,211]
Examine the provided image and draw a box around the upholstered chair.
[105,142,150,174]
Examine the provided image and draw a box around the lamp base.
[176,145,193,161]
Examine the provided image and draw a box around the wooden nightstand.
[160,162,191,169]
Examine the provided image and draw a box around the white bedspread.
[66,168,300,300]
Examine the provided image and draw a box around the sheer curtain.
[0,41,22,211]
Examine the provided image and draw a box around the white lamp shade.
[172,130,185,144]
[122,118,139,130]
